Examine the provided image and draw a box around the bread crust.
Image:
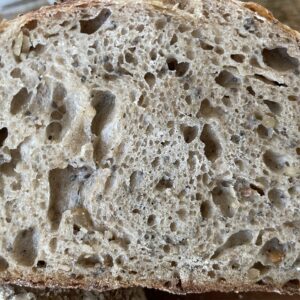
[0,275,298,295]
[242,1,300,41]
[0,0,299,295]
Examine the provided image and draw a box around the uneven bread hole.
[80,8,111,34]
[91,90,116,165]
[211,230,253,259]
[200,124,222,162]
[0,0,299,292]
[263,150,290,173]
[10,87,31,115]
[12,228,38,267]
[215,70,241,88]
[47,166,92,230]
[0,128,8,147]
[0,256,8,272]
[262,47,299,72]
[260,238,286,265]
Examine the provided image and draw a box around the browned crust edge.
[0,0,300,295]
[242,1,300,41]
[0,275,299,295]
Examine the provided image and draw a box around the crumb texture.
[0,0,299,293]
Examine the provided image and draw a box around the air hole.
[176,62,189,77]
[103,254,114,267]
[263,100,282,115]
[200,201,212,220]
[52,82,66,105]
[198,98,220,118]
[130,171,143,192]
[73,224,80,235]
[200,124,221,162]
[125,52,135,64]
[262,47,299,72]
[50,111,63,121]
[155,18,167,30]
[249,56,261,68]
[12,228,38,266]
[80,9,111,34]
[150,49,157,60]
[231,54,245,63]
[0,256,8,272]
[191,29,201,38]
[170,34,178,45]
[144,72,156,88]
[49,238,57,253]
[288,95,298,101]
[176,208,187,221]
[211,230,253,259]
[37,260,47,268]
[104,62,113,72]
[115,255,124,266]
[180,125,198,143]
[230,135,240,144]
[77,254,100,268]
[10,68,21,78]
[257,124,271,139]
[167,57,178,71]
[23,19,38,31]
[178,24,190,32]
[247,86,256,96]
[200,40,213,50]
[0,128,8,147]
[297,148,300,155]
[283,279,300,289]
[215,46,224,55]
[147,214,156,226]
[251,262,270,275]
[48,166,92,230]
[261,238,286,264]
[136,24,144,32]
[156,176,173,191]
[10,87,31,115]
[215,70,240,88]
[208,271,215,278]
[254,74,287,87]
[212,185,236,218]
[268,188,287,209]
[46,122,62,141]
[249,183,265,196]
[170,222,177,232]
[137,94,148,108]
[72,207,93,229]
[221,96,231,107]
[91,90,116,163]
[263,150,290,173]
[163,245,170,253]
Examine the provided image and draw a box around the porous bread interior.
[0,0,299,293]
[0,285,146,300]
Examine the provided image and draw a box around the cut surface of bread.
[0,285,146,300]
[0,0,299,294]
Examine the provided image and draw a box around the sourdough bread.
[0,0,299,294]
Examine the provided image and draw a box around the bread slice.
[0,285,146,300]
[0,0,299,294]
